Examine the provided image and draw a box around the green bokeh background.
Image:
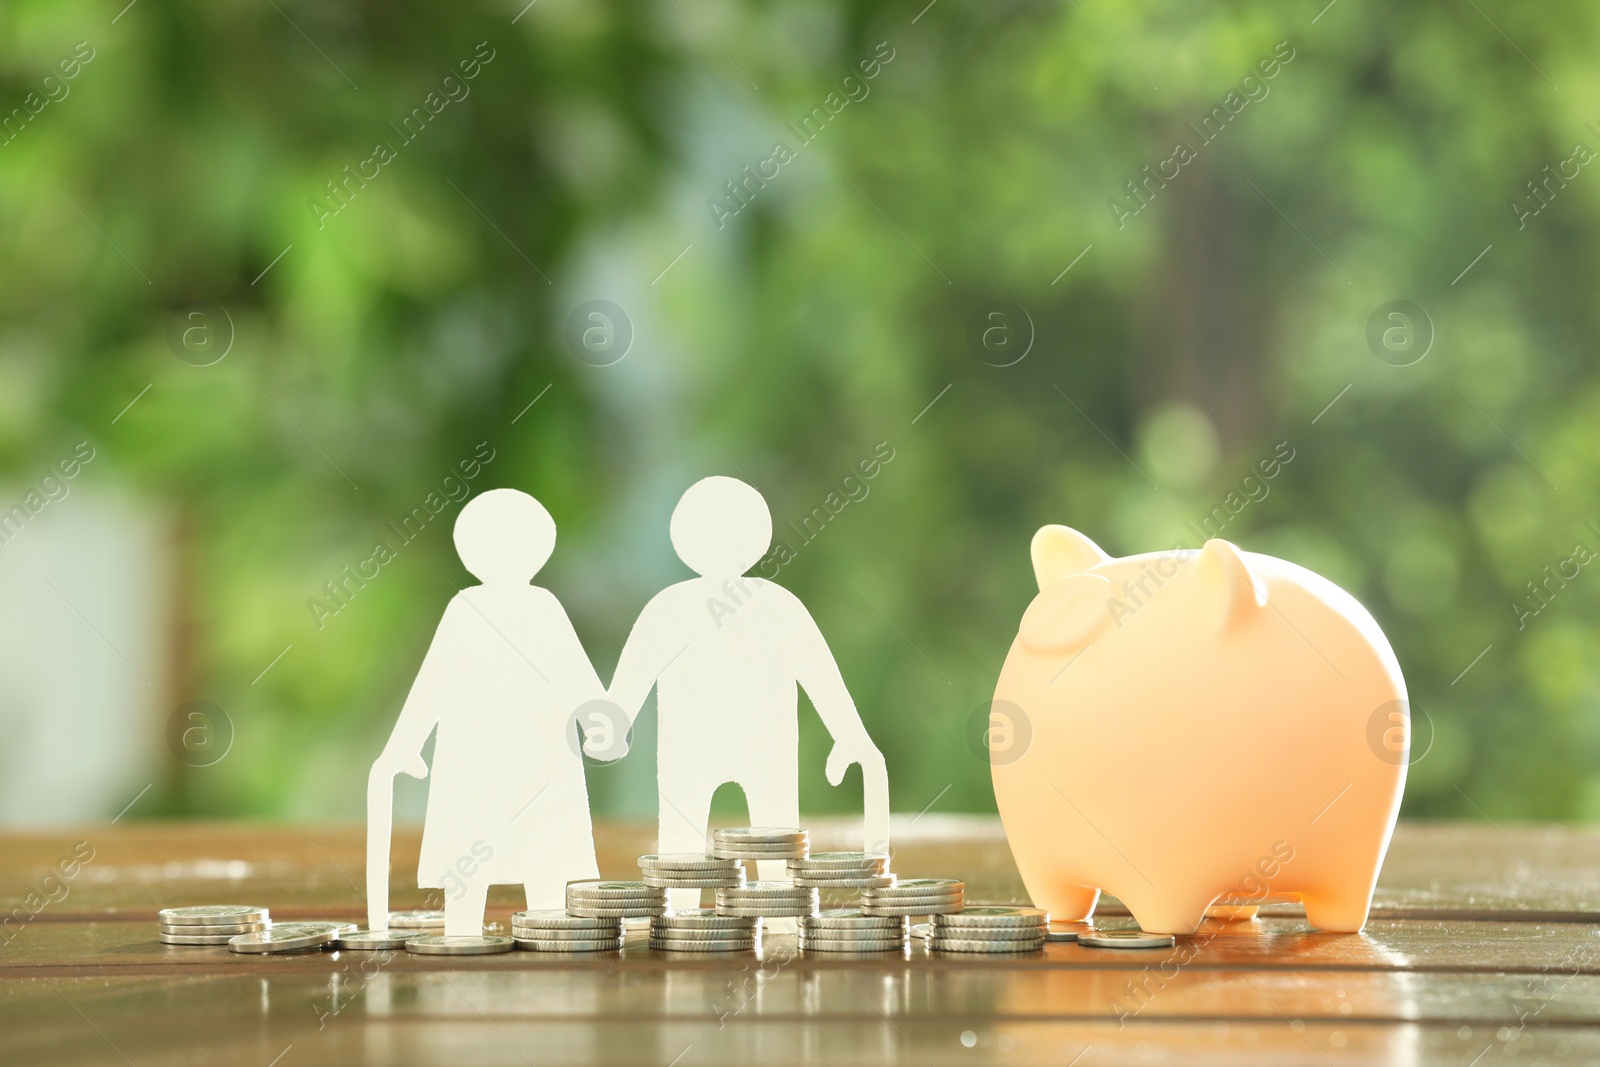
[4,0,1599,822]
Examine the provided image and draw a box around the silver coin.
[715,905,818,918]
[869,878,963,894]
[652,924,761,941]
[860,890,965,904]
[641,874,744,888]
[860,902,963,917]
[159,905,269,927]
[333,930,421,950]
[229,922,345,953]
[566,903,667,918]
[929,937,1045,953]
[718,881,817,897]
[157,921,267,935]
[650,938,756,952]
[159,931,240,946]
[860,894,965,908]
[1045,927,1080,943]
[713,849,808,862]
[799,927,912,942]
[933,907,1048,928]
[515,937,624,952]
[712,827,808,843]
[787,851,888,869]
[566,880,666,899]
[639,854,740,870]
[652,915,758,927]
[791,874,897,889]
[800,937,907,951]
[387,910,448,929]
[910,923,932,938]
[926,926,1048,942]
[510,909,622,931]
[404,935,516,956]
[512,924,628,941]
[1078,929,1176,949]
[803,909,908,930]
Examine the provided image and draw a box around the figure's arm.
[606,593,683,731]
[368,595,460,930]
[787,598,890,852]
[373,597,463,778]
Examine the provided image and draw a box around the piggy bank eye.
[1019,574,1114,653]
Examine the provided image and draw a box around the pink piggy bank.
[991,525,1408,934]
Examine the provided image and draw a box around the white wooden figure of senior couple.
[366,476,890,935]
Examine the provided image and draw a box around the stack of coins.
[229,921,354,954]
[715,880,818,917]
[861,878,965,917]
[566,880,668,918]
[638,854,746,889]
[158,905,269,946]
[711,827,809,861]
[649,908,760,952]
[787,852,893,889]
[512,909,624,952]
[799,909,909,952]
[927,907,1047,953]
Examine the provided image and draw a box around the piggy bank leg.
[1115,889,1212,935]
[1028,881,1100,924]
[1301,888,1372,933]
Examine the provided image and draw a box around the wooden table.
[4,817,1598,1065]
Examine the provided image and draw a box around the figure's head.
[454,488,556,585]
[670,476,771,579]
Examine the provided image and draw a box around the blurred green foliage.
[3,0,1599,822]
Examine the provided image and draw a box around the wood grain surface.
[3,817,1598,1065]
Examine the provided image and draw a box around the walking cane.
[366,762,394,933]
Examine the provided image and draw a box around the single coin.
[159,931,240,945]
[791,874,897,889]
[713,827,808,843]
[513,925,629,941]
[715,905,818,918]
[510,909,622,931]
[515,937,624,952]
[388,910,448,929]
[925,925,1047,941]
[333,930,421,950]
[653,922,760,938]
[566,880,666,899]
[1078,929,1176,949]
[788,852,889,869]
[799,929,912,943]
[650,939,756,952]
[639,854,741,870]
[652,915,758,927]
[405,935,516,956]
[872,878,963,894]
[229,923,345,953]
[910,923,932,938]
[800,937,907,951]
[159,905,269,927]
[642,873,746,889]
[1044,928,1080,943]
[803,909,908,930]
[566,903,667,918]
[861,894,964,908]
[157,921,267,935]
[718,881,817,897]
[861,891,965,904]
[861,902,963,917]
[932,907,1049,927]
[929,938,1045,953]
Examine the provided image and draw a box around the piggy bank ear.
[1031,525,1111,589]
[1020,573,1115,654]
[1190,538,1267,630]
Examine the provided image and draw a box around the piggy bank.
[991,525,1407,934]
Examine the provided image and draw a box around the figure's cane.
[366,763,393,933]
[862,750,891,855]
